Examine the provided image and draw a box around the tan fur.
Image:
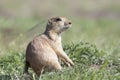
[24,17,74,76]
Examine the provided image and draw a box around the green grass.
[0,0,120,79]
[0,42,120,80]
[0,14,120,80]
[0,17,120,80]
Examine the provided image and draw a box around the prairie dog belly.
[36,48,59,66]
[26,39,59,68]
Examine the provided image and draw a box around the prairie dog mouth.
[64,26,71,29]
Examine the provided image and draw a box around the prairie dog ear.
[47,18,52,25]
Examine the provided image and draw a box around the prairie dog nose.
[64,21,72,26]
[68,21,72,25]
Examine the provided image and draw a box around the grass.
[0,11,120,80]
[0,0,120,79]
[0,42,120,80]
[0,17,120,80]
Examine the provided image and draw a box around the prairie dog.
[24,17,74,76]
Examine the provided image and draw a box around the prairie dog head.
[45,17,72,34]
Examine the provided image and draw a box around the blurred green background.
[0,0,120,55]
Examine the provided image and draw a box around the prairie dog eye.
[55,18,62,22]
